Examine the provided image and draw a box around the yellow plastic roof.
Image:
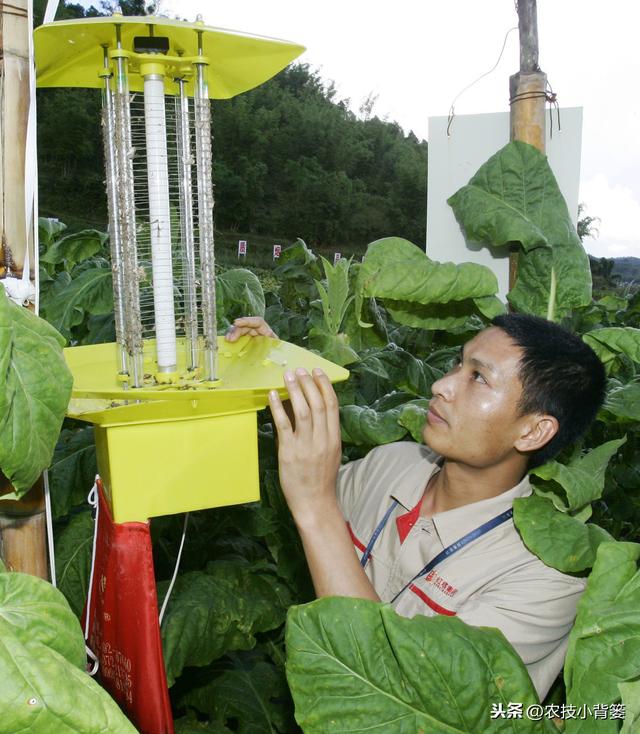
[34,15,305,99]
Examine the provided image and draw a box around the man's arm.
[268,367,380,601]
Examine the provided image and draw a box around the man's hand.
[269,368,379,601]
[268,368,341,522]
[225,316,277,342]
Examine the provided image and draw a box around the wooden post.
[509,0,546,291]
[0,0,49,579]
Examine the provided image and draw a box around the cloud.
[579,175,640,259]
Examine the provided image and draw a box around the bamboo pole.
[0,0,48,579]
[509,0,546,291]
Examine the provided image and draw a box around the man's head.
[424,314,606,471]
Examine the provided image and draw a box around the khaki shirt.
[337,441,586,700]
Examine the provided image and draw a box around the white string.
[158,513,189,626]
[43,471,56,586]
[83,478,101,676]
[447,26,518,137]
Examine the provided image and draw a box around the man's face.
[423,326,530,467]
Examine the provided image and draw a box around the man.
[226,313,606,699]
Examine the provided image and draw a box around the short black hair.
[491,313,606,469]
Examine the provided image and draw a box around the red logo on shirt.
[425,570,457,597]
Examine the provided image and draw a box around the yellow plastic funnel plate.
[65,337,348,523]
[34,16,305,99]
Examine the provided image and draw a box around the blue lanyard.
[360,500,400,567]
[358,499,514,603]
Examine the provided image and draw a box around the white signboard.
[333,252,342,264]
[273,244,281,259]
[237,239,247,257]
[426,108,583,301]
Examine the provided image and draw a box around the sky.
[81,0,640,259]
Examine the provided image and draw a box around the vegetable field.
[1,141,639,733]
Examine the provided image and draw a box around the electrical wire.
[447,26,518,137]
[158,513,189,626]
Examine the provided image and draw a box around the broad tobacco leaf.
[619,680,640,734]
[513,496,613,573]
[0,568,136,734]
[530,437,627,517]
[216,268,265,326]
[38,217,67,249]
[385,297,498,331]
[340,404,408,446]
[398,403,428,443]
[355,237,498,327]
[564,542,640,734]
[161,560,291,686]
[448,141,592,319]
[308,326,360,367]
[179,653,294,733]
[0,288,72,495]
[583,327,640,370]
[49,427,97,519]
[602,382,640,422]
[41,229,108,270]
[42,262,114,338]
[286,597,554,734]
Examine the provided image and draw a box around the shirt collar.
[430,472,532,548]
[390,448,532,548]
[390,447,444,511]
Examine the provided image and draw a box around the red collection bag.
[84,479,174,734]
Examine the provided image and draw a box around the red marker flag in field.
[83,480,174,734]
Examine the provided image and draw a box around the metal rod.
[101,46,128,376]
[176,81,199,371]
[194,39,217,381]
[143,73,177,373]
[114,25,144,386]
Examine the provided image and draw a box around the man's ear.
[514,414,559,454]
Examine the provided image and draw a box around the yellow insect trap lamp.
[35,13,348,734]
[35,13,348,524]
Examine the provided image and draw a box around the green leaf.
[0,570,85,669]
[0,634,139,734]
[38,217,67,249]
[41,229,108,269]
[530,437,627,515]
[583,327,640,368]
[385,298,491,331]
[55,511,94,619]
[602,382,640,422]
[513,496,613,573]
[308,326,360,367]
[339,404,408,446]
[619,680,640,734]
[286,597,553,734]
[41,263,113,338]
[473,295,507,319]
[447,144,550,253]
[356,238,498,327]
[180,654,294,733]
[217,269,266,325]
[49,428,97,519]
[564,542,640,734]
[161,561,290,686]
[0,289,72,495]
[397,403,427,443]
[448,141,591,319]
[315,256,354,335]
